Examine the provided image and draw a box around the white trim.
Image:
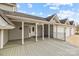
[35,23,38,42]
[0,29,4,49]
[42,24,44,40]
[22,21,24,45]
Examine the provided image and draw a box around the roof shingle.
[0,9,46,21]
[60,18,68,24]
[45,14,55,21]
[69,21,74,25]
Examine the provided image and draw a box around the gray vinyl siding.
[44,24,48,37]
[0,30,1,46]
[8,22,43,40]
[37,25,42,37]
[0,29,8,47]
[3,30,8,45]
[9,22,29,40]
[0,4,16,11]
[50,25,53,38]
[0,16,8,26]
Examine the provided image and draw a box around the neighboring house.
[76,24,79,33]
[0,3,75,49]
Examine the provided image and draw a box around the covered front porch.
[8,21,49,44]
[2,14,52,48]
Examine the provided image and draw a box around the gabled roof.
[0,9,75,26]
[45,14,60,23]
[0,10,15,29]
[69,21,74,25]
[0,9,46,21]
[0,10,14,26]
[45,14,56,21]
[60,18,68,24]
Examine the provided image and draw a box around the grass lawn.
[67,34,79,47]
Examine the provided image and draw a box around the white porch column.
[64,27,66,41]
[70,27,71,36]
[48,24,50,39]
[42,24,44,40]
[56,25,58,39]
[35,23,38,42]
[22,21,24,45]
[0,29,4,49]
[52,25,53,38]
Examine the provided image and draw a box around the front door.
[29,25,35,37]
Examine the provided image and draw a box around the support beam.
[42,24,44,40]
[48,24,50,39]
[64,27,66,41]
[52,25,53,38]
[35,23,38,42]
[70,27,71,36]
[56,25,58,39]
[0,29,4,49]
[22,21,24,45]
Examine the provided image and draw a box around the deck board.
[0,38,79,56]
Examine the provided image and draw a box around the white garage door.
[66,27,70,37]
[57,26,64,40]
[71,28,75,35]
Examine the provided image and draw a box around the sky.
[17,3,79,24]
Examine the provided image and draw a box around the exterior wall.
[0,30,1,48]
[3,30,8,45]
[65,26,75,40]
[9,22,29,40]
[44,24,53,38]
[8,22,42,40]
[44,24,48,37]
[29,25,35,37]
[57,26,65,40]
[50,25,53,38]
[37,25,42,37]
[66,27,70,38]
[53,25,56,38]
[71,27,75,35]
[53,25,75,41]
[0,4,16,11]
[28,25,42,37]
[0,29,8,47]
[0,16,9,26]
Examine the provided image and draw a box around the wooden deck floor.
[0,38,79,56]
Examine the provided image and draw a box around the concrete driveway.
[67,35,79,47]
[0,38,79,56]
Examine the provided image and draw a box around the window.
[32,27,34,32]
[19,27,22,30]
